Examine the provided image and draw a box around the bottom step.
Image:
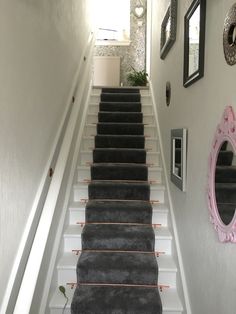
[49,286,183,314]
[71,285,162,313]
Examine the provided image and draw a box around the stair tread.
[74,181,165,189]
[64,224,171,240]
[77,251,158,285]
[81,224,155,251]
[57,252,177,273]
[69,201,169,213]
[49,286,182,311]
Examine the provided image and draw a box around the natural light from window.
[91,0,130,45]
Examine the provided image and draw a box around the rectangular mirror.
[160,0,177,59]
[171,128,187,191]
[183,0,206,87]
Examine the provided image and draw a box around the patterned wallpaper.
[94,0,147,86]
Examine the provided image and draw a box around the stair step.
[97,122,144,135]
[215,165,236,183]
[85,199,152,224]
[90,163,148,181]
[95,134,145,149]
[79,150,161,166]
[71,285,162,314]
[93,148,147,164]
[100,101,142,112]
[77,165,162,182]
[73,182,165,203]
[82,136,158,152]
[63,225,172,254]
[57,252,177,287]
[84,123,156,137]
[49,286,182,314]
[101,92,141,102]
[99,111,143,123]
[69,202,169,226]
[81,224,155,251]
[77,251,158,285]
[88,181,150,200]
[101,87,140,93]
[89,103,153,114]
[87,113,155,124]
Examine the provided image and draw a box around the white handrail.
[1,33,94,314]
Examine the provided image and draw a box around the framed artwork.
[183,0,206,87]
[160,0,178,59]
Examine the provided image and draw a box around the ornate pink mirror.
[207,106,236,242]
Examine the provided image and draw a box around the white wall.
[150,0,236,313]
[0,0,92,307]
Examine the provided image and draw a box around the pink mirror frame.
[207,106,236,242]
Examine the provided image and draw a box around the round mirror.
[207,106,236,242]
[215,141,236,225]
[223,3,236,65]
[228,24,236,46]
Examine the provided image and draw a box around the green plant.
[59,285,69,314]
[127,67,148,86]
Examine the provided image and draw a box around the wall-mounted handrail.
[1,32,94,314]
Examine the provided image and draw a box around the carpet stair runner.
[71,88,162,313]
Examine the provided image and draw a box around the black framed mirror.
[160,0,177,60]
[183,0,206,87]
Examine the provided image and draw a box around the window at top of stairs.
[91,0,130,46]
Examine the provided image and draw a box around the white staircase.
[49,88,184,314]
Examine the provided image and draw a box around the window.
[91,0,130,45]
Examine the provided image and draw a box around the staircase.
[49,87,184,314]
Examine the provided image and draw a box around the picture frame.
[160,0,178,60]
[183,0,206,87]
[171,128,187,191]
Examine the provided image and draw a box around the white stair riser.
[57,267,176,288]
[69,208,168,227]
[64,236,81,252]
[73,186,165,203]
[79,151,161,166]
[69,209,85,224]
[153,211,168,227]
[81,137,158,151]
[88,104,153,115]
[87,114,155,125]
[155,239,171,255]
[77,167,162,182]
[84,124,156,137]
[64,233,171,255]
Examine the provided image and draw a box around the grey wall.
[94,0,147,85]
[150,0,236,313]
[0,0,92,307]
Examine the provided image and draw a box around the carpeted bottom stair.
[71,88,162,313]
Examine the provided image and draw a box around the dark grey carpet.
[71,88,162,313]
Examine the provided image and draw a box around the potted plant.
[127,66,148,86]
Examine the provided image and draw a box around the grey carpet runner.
[71,88,162,313]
